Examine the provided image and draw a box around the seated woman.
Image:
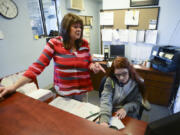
[99,57,144,127]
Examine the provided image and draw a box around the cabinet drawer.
[146,73,174,83]
[145,80,172,89]
[146,86,171,106]
[137,71,147,79]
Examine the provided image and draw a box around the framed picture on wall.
[130,0,159,7]
[79,15,86,25]
[85,16,93,26]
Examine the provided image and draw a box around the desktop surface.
[0,92,147,135]
[0,92,122,135]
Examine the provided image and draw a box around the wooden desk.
[90,62,175,106]
[0,92,147,135]
[134,65,175,106]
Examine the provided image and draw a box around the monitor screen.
[110,45,125,58]
[144,112,180,135]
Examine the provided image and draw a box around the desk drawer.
[146,86,171,106]
[146,73,174,83]
[137,71,147,79]
[145,81,172,89]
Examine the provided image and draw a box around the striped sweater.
[23,36,93,96]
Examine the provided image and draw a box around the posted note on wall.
[100,12,114,25]
[125,10,139,26]
[128,29,137,43]
[137,30,145,42]
[101,29,113,41]
[145,30,158,44]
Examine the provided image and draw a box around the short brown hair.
[60,13,83,50]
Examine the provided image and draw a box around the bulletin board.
[101,7,160,30]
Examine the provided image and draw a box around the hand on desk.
[0,85,16,100]
[90,62,106,74]
[115,108,127,120]
[100,122,109,128]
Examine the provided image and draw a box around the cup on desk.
[146,61,151,68]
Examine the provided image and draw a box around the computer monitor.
[144,112,180,135]
[110,45,125,59]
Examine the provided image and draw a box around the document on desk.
[109,117,125,130]
[49,97,100,121]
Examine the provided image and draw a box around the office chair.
[99,76,149,120]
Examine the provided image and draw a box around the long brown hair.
[60,13,83,50]
[107,57,146,99]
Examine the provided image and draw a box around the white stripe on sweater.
[54,85,86,96]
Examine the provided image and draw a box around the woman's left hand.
[115,108,127,120]
[90,62,106,74]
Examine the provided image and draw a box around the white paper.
[149,20,157,30]
[112,29,120,41]
[49,97,100,120]
[125,10,139,26]
[0,71,54,102]
[100,12,114,25]
[128,29,137,43]
[130,44,153,63]
[101,29,113,41]
[27,89,54,101]
[145,30,158,44]
[137,30,145,42]
[149,24,156,30]
[119,29,129,42]
[109,117,125,130]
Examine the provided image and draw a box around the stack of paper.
[49,97,100,121]
[0,71,55,102]
[27,89,55,102]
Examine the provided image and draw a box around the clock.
[0,0,18,19]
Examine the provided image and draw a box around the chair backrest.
[99,77,107,98]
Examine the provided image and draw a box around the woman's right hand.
[0,85,16,99]
[100,122,109,128]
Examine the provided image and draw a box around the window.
[27,0,44,38]
[27,0,61,39]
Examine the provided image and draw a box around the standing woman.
[99,57,144,127]
[0,13,105,101]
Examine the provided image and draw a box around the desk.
[0,92,147,135]
[134,65,175,106]
[90,62,175,106]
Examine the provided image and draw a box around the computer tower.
[104,46,109,61]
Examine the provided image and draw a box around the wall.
[158,0,180,46]
[102,0,180,63]
[103,0,180,47]
[0,0,102,88]
[103,0,129,9]
[60,0,102,53]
